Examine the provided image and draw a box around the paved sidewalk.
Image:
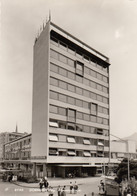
[12,176,102,189]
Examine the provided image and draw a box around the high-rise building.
[31,20,110,177]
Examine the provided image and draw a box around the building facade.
[31,20,110,178]
[0,131,26,161]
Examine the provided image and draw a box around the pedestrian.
[48,186,54,196]
[43,176,49,191]
[57,185,62,196]
[39,178,44,192]
[70,182,73,194]
[74,181,78,194]
[61,186,66,196]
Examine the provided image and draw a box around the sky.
[0,0,137,138]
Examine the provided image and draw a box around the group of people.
[39,176,49,192]
[39,178,78,195]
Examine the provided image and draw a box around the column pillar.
[32,162,36,176]
[43,163,47,177]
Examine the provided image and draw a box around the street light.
[110,133,130,181]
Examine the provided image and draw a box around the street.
[0,177,101,196]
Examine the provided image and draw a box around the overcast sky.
[1,0,137,138]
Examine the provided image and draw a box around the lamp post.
[110,133,130,181]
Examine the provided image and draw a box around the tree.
[115,158,137,183]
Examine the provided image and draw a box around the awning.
[98,142,104,146]
[83,139,90,145]
[49,134,58,141]
[49,122,58,128]
[57,164,99,167]
[67,137,76,143]
[67,151,76,156]
[83,152,91,157]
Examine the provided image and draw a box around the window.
[103,76,108,83]
[58,135,66,142]
[75,61,84,76]
[50,63,58,73]
[91,115,96,123]
[59,81,67,90]
[49,121,58,128]
[103,108,109,115]
[90,69,96,77]
[83,78,90,86]
[49,105,58,114]
[76,112,83,120]
[103,118,109,125]
[58,107,66,116]
[84,67,90,75]
[83,101,89,109]
[67,123,75,130]
[83,125,90,133]
[97,117,103,124]
[68,84,75,92]
[59,54,67,64]
[76,51,83,59]
[83,55,89,63]
[76,99,83,107]
[103,97,108,104]
[97,73,103,80]
[49,134,58,141]
[68,46,75,55]
[97,84,102,91]
[68,97,75,105]
[90,92,96,100]
[76,124,83,132]
[50,49,58,60]
[59,94,67,103]
[83,113,90,121]
[97,95,103,102]
[50,77,58,87]
[68,71,75,80]
[83,139,91,145]
[96,129,103,135]
[83,90,90,98]
[59,41,67,51]
[50,37,58,46]
[90,103,98,116]
[67,108,76,122]
[98,106,103,113]
[76,75,83,83]
[67,137,76,143]
[75,137,83,144]
[68,58,75,67]
[59,121,66,129]
[59,67,67,77]
[50,91,58,100]
[90,81,96,89]
[103,86,108,93]
[76,87,83,95]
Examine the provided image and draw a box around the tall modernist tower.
[31,20,110,177]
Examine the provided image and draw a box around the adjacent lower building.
[0,131,27,162]
[31,19,110,178]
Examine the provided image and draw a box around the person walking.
[43,176,49,191]
[74,181,78,194]
[70,182,73,194]
[61,186,66,196]
[57,185,62,196]
[39,178,44,192]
